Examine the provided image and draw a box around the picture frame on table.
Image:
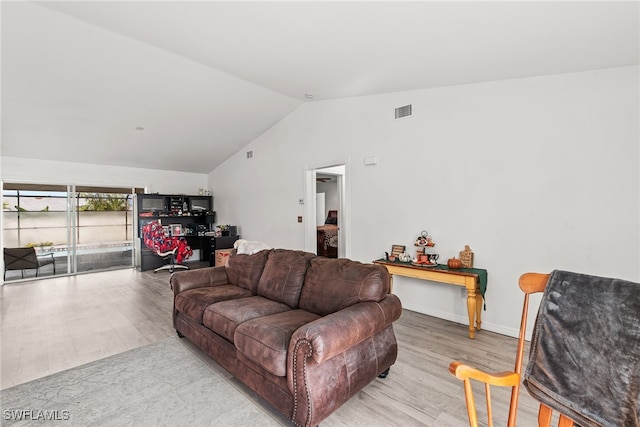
[391,245,405,257]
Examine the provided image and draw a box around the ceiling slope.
[2,1,638,173]
[2,2,301,173]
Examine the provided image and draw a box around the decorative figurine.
[415,230,435,247]
[447,257,463,269]
[398,252,412,262]
[459,245,474,268]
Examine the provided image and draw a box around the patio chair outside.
[3,247,56,280]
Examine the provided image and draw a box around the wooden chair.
[448,272,577,427]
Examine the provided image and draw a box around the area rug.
[0,338,282,426]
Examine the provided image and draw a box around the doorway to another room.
[304,164,348,259]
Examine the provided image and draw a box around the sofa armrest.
[289,294,402,366]
[287,294,401,427]
[169,266,230,295]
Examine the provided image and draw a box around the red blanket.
[142,220,192,263]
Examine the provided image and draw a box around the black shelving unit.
[136,194,238,270]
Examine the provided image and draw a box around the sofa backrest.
[257,249,316,308]
[226,249,271,293]
[298,257,391,316]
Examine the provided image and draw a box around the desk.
[138,235,239,271]
[373,260,486,339]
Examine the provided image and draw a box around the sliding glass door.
[73,187,135,274]
[2,183,138,281]
[3,184,70,280]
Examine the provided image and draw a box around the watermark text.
[3,409,70,421]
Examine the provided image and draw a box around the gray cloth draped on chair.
[523,270,640,427]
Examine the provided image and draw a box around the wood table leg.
[476,287,483,331]
[465,279,477,339]
[373,260,485,339]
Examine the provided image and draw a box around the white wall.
[210,66,639,337]
[1,157,208,194]
[315,192,326,226]
[316,181,339,216]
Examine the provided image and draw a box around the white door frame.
[304,161,350,258]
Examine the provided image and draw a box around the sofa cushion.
[226,249,271,293]
[298,257,390,316]
[202,296,291,342]
[234,310,320,377]
[257,249,316,308]
[175,285,252,323]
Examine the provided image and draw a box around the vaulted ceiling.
[2,1,638,173]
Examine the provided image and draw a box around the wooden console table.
[373,259,487,339]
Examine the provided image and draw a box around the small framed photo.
[170,224,183,237]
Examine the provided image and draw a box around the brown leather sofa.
[170,248,402,427]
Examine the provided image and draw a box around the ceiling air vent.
[395,104,412,119]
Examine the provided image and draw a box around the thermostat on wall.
[364,156,378,166]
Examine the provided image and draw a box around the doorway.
[304,163,348,258]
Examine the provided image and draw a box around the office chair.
[142,220,191,273]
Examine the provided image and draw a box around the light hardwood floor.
[1,267,544,426]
